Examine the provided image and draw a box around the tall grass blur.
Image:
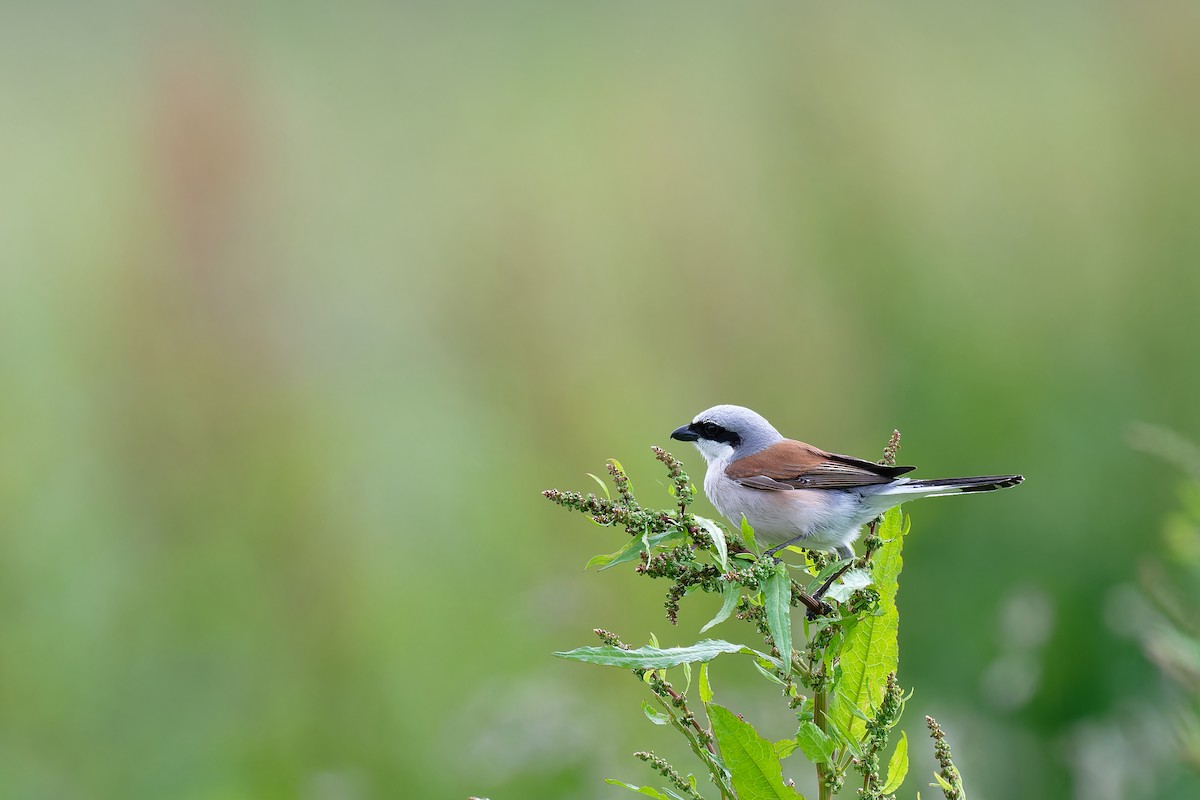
[1,4,1198,799]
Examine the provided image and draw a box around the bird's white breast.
[702,456,867,550]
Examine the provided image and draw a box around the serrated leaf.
[775,738,799,759]
[794,720,837,766]
[603,779,671,799]
[880,731,909,794]
[831,507,907,740]
[695,515,728,570]
[699,663,713,703]
[701,582,741,633]
[642,700,671,725]
[554,639,750,668]
[740,515,760,554]
[762,565,793,676]
[707,704,804,800]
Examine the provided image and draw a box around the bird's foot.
[805,600,834,620]
[762,535,807,563]
[812,559,855,602]
[761,544,784,564]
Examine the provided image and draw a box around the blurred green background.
[2,3,1199,799]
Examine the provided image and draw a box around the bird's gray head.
[670,404,784,464]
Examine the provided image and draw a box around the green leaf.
[880,731,909,794]
[752,659,786,685]
[603,779,671,799]
[642,700,671,725]
[794,720,837,766]
[801,556,847,586]
[695,515,728,570]
[774,737,799,760]
[585,529,685,571]
[707,704,803,800]
[554,639,749,669]
[933,772,954,792]
[825,713,863,760]
[831,507,907,740]
[586,473,611,500]
[699,663,713,703]
[822,567,872,604]
[740,515,760,554]
[701,582,741,633]
[762,564,793,676]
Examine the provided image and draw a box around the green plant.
[1130,424,1200,773]
[543,437,967,800]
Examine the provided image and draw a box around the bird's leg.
[806,542,859,607]
[812,560,854,602]
[763,537,840,618]
[760,536,836,618]
[763,539,854,599]
[800,556,858,619]
[762,533,808,562]
[799,591,833,620]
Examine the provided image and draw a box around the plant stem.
[814,683,831,800]
[659,682,719,756]
[652,694,735,800]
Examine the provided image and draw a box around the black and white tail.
[889,474,1024,498]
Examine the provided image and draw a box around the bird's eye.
[702,422,720,437]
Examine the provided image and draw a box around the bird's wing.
[725,439,916,490]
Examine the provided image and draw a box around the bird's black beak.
[670,424,699,442]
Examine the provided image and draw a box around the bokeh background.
[2,3,1199,799]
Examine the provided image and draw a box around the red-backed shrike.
[671,404,1023,560]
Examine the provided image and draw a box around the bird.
[670,404,1023,560]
